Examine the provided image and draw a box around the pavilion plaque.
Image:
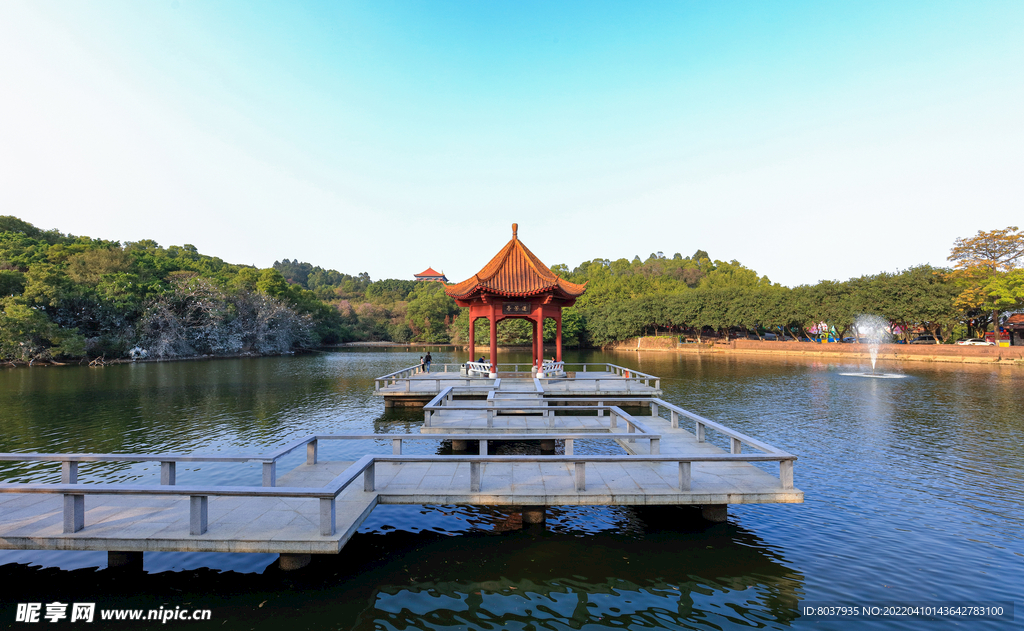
[502,302,532,315]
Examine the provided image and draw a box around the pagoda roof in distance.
[415,267,445,278]
[445,223,587,300]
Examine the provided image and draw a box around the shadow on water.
[0,507,802,631]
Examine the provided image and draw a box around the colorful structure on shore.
[413,267,448,282]
[445,224,587,376]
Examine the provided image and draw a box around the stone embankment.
[604,337,1024,364]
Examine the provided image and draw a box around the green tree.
[947,226,1024,341]
[0,299,85,361]
[405,284,458,342]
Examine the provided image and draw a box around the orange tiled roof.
[415,267,445,277]
[445,224,587,300]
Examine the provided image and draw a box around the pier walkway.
[0,367,801,569]
[375,362,663,406]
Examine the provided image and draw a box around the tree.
[947,226,1024,341]
[0,299,86,361]
[405,283,458,342]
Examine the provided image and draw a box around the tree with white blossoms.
[137,275,311,359]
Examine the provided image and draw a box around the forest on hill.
[0,216,1019,363]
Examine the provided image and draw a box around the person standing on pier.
[424,352,432,373]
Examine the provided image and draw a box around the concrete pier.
[278,553,311,571]
[522,506,546,525]
[0,367,801,565]
[107,551,143,570]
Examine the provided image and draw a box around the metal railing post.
[678,462,691,491]
[780,460,794,489]
[189,495,208,535]
[320,497,336,536]
[160,461,176,485]
[63,494,84,533]
[61,461,77,484]
[470,461,481,492]
[364,463,375,492]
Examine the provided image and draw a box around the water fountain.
[840,314,906,378]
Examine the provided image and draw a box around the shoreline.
[6,339,1022,369]
[602,337,1024,366]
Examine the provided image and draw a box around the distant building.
[1004,313,1024,346]
[414,267,448,283]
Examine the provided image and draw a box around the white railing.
[375,362,662,392]
[374,364,498,393]
[374,364,425,391]
[0,428,795,540]
[423,393,795,486]
[538,360,565,376]
[465,361,493,375]
[423,395,658,442]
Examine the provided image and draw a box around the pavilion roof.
[415,267,445,277]
[445,224,587,300]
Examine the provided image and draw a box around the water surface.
[1,349,1020,630]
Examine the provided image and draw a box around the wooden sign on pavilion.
[445,224,587,377]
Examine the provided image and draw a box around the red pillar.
[556,312,563,362]
[536,317,544,366]
[541,317,548,368]
[489,306,498,377]
[468,315,475,363]
[532,317,540,368]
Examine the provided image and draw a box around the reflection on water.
[1,349,1022,630]
[0,504,802,631]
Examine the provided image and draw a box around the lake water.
[1,349,1021,630]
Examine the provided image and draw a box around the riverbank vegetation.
[0,217,348,363]
[1,216,1020,363]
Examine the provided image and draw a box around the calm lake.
[1,349,1021,630]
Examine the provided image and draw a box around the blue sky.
[1,1,1022,286]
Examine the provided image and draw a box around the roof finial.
[512,223,518,239]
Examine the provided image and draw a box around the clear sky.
[2,1,1022,286]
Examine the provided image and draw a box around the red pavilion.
[445,224,587,377]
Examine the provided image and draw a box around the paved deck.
[376,373,663,406]
[0,372,800,559]
[0,471,375,555]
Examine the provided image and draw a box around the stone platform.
[0,367,800,566]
